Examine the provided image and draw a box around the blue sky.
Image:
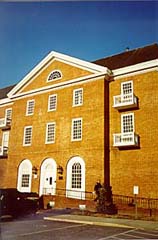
[0,1,158,88]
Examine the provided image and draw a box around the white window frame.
[47,70,62,82]
[121,113,134,133]
[73,88,83,107]
[26,100,35,116]
[2,131,9,148]
[17,159,32,192]
[121,81,133,95]
[71,118,82,141]
[66,156,85,199]
[5,108,12,120]
[23,126,33,146]
[45,122,56,144]
[48,94,57,112]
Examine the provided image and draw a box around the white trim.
[121,113,134,133]
[0,98,13,106]
[113,59,158,78]
[39,158,57,196]
[71,118,82,142]
[26,99,35,116]
[2,131,9,148]
[8,51,109,98]
[47,69,62,82]
[17,159,32,193]
[5,108,12,120]
[66,156,85,200]
[121,80,133,95]
[23,126,33,146]
[9,72,107,100]
[48,94,57,112]
[45,122,56,144]
[73,88,83,107]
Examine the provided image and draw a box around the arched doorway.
[39,158,57,196]
[66,156,85,199]
[17,159,32,192]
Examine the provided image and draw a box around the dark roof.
[93,43,158,70]
[0,85,16,100]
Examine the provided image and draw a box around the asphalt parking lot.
[0,211,158,240]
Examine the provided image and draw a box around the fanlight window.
[47,70,62,82]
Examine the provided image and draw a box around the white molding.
[8,51,109,98]
[45,122,56,144]
[73,88,83,107]
[17,159,32,193]
[0,98,13,106]
[66,156,85,199]
[26,99,35,116]
[121,113,134,133]
[48,94,57,112]
[8,72,106,101]
[39,158,57,196]
[113,59,158,79]
[71,117,82,142]
[46,69,62,82]
[23,126,33,146]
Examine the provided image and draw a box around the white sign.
[133,186,139,195]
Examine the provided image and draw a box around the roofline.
[8,51,109,98]
[113,59,158,77]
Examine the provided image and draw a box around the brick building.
[0,43,158,207]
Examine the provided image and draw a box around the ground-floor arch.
[39,158,57,196]
[17,159,32,192]
[66,156,85,199]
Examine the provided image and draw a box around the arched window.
[66,156,85,199]
[17,159,32,192]
[47,70,62,82]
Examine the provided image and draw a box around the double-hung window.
[26,100,35,115]
[121,113,134,133]
[73,88,83,106]
[48,94,57,111]
[23,126,33,146]
[71,163,82,189]
[21,174,30,187]
[5,108,12,120]
[121,81,133,95]
[46,122,56,144]
[71,118,82,141]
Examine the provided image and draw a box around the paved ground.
[0,209,158,240]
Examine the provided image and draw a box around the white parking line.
[135,230,158,237]
[97,228,137,240]
[19,223,86,236]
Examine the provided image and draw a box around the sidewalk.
[44,210,158,231]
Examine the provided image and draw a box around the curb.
[44,216,134,229]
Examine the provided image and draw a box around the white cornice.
[113,59,158,78]
[0,98,13,107]
[9,73,106,101]
[8,51,109,98]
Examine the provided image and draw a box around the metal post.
[135,194,138,219]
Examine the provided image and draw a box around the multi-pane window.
[23,126,32,146]
[21,174,30,187]
[73,88,83,106]
[5,108,12,120]
[71,163,81,189]
[26,100,35,115]
[47,70,62,82]
[121,113,134,133]
[48,94,57,111]
[46,122,56,143]
[71,118,82,141]
[121,81,133,95]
